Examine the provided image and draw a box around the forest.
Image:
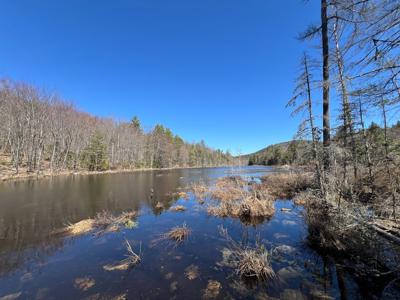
[283,0,400,210]
[0,79,235,178]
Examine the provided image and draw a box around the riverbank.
[0,165,239,182]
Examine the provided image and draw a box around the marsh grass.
[166,223,191,243]
[64,211,137,237]
[190,181,209,203]
[170,205,186,212]
[219,226,275,282]
[205,177,275,222]
[152,223,191,247]
[259,172,314,199]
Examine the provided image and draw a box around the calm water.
[0,166,395,299]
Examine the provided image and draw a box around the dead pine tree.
[332,17,358,182]
[287,53,324,195]
[379,98,397,219]
[321,0,331,172]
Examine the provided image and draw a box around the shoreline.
[0,165,243,183]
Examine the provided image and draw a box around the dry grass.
[178,191,189,200]
[205,177,275,223]
[103,240,141,271]
[64,211,137,237]
[259,172,314,199]
[165,223,191,243]
[190,182,209,203]
[235,249,275,281]
[170,205,186,212]
[219,226,275,282]
[211,176,247,202]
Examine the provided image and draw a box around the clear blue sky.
[0,0,320,155]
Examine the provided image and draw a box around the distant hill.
[240,122,400,166]
[240,140,312,166]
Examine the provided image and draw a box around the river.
[0,166,393,299]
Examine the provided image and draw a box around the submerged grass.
[103,239,141,271]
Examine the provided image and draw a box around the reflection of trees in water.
[0,232,69,277]
[0,170,187,277]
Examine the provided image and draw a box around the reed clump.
[152,223,191,247]
[259,172,314,199]
[219,226,275,282]
[170,205,186,212]
[206,177,275,222]
[65,210,138,237]
[190,181,209,203]
[165,223,191,243]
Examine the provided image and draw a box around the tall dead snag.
[380,98,397,219]
[332,18,358,181]
[287,53,324,194]
[356,94,373,185]
[321,0,331,171]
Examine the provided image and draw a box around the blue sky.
[0,0,320,155]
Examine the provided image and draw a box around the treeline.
[247,141,312,166]
[288,0,400,217]
[0,79,235,174]
[248,122,400,167]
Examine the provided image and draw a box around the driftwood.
[369,220,400,245]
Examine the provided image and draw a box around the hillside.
[240,140,312,166]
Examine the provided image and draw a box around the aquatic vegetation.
[219,226,275,282]
[64,211,138,237]
[190,182,209,203]
[184,264,199,280]
[165,223,191,243]
[74,276,95,291]
[259,172,314,199]
[178,191,189,200]
[124,219,138,229]
[202,280,221,299]
[103,240,141,271]
[170,205,186,212]
[206,177,275,222]
[154,223,191,246]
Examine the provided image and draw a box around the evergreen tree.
[82,133,108,171]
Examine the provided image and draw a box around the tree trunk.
[321,0,331,171]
